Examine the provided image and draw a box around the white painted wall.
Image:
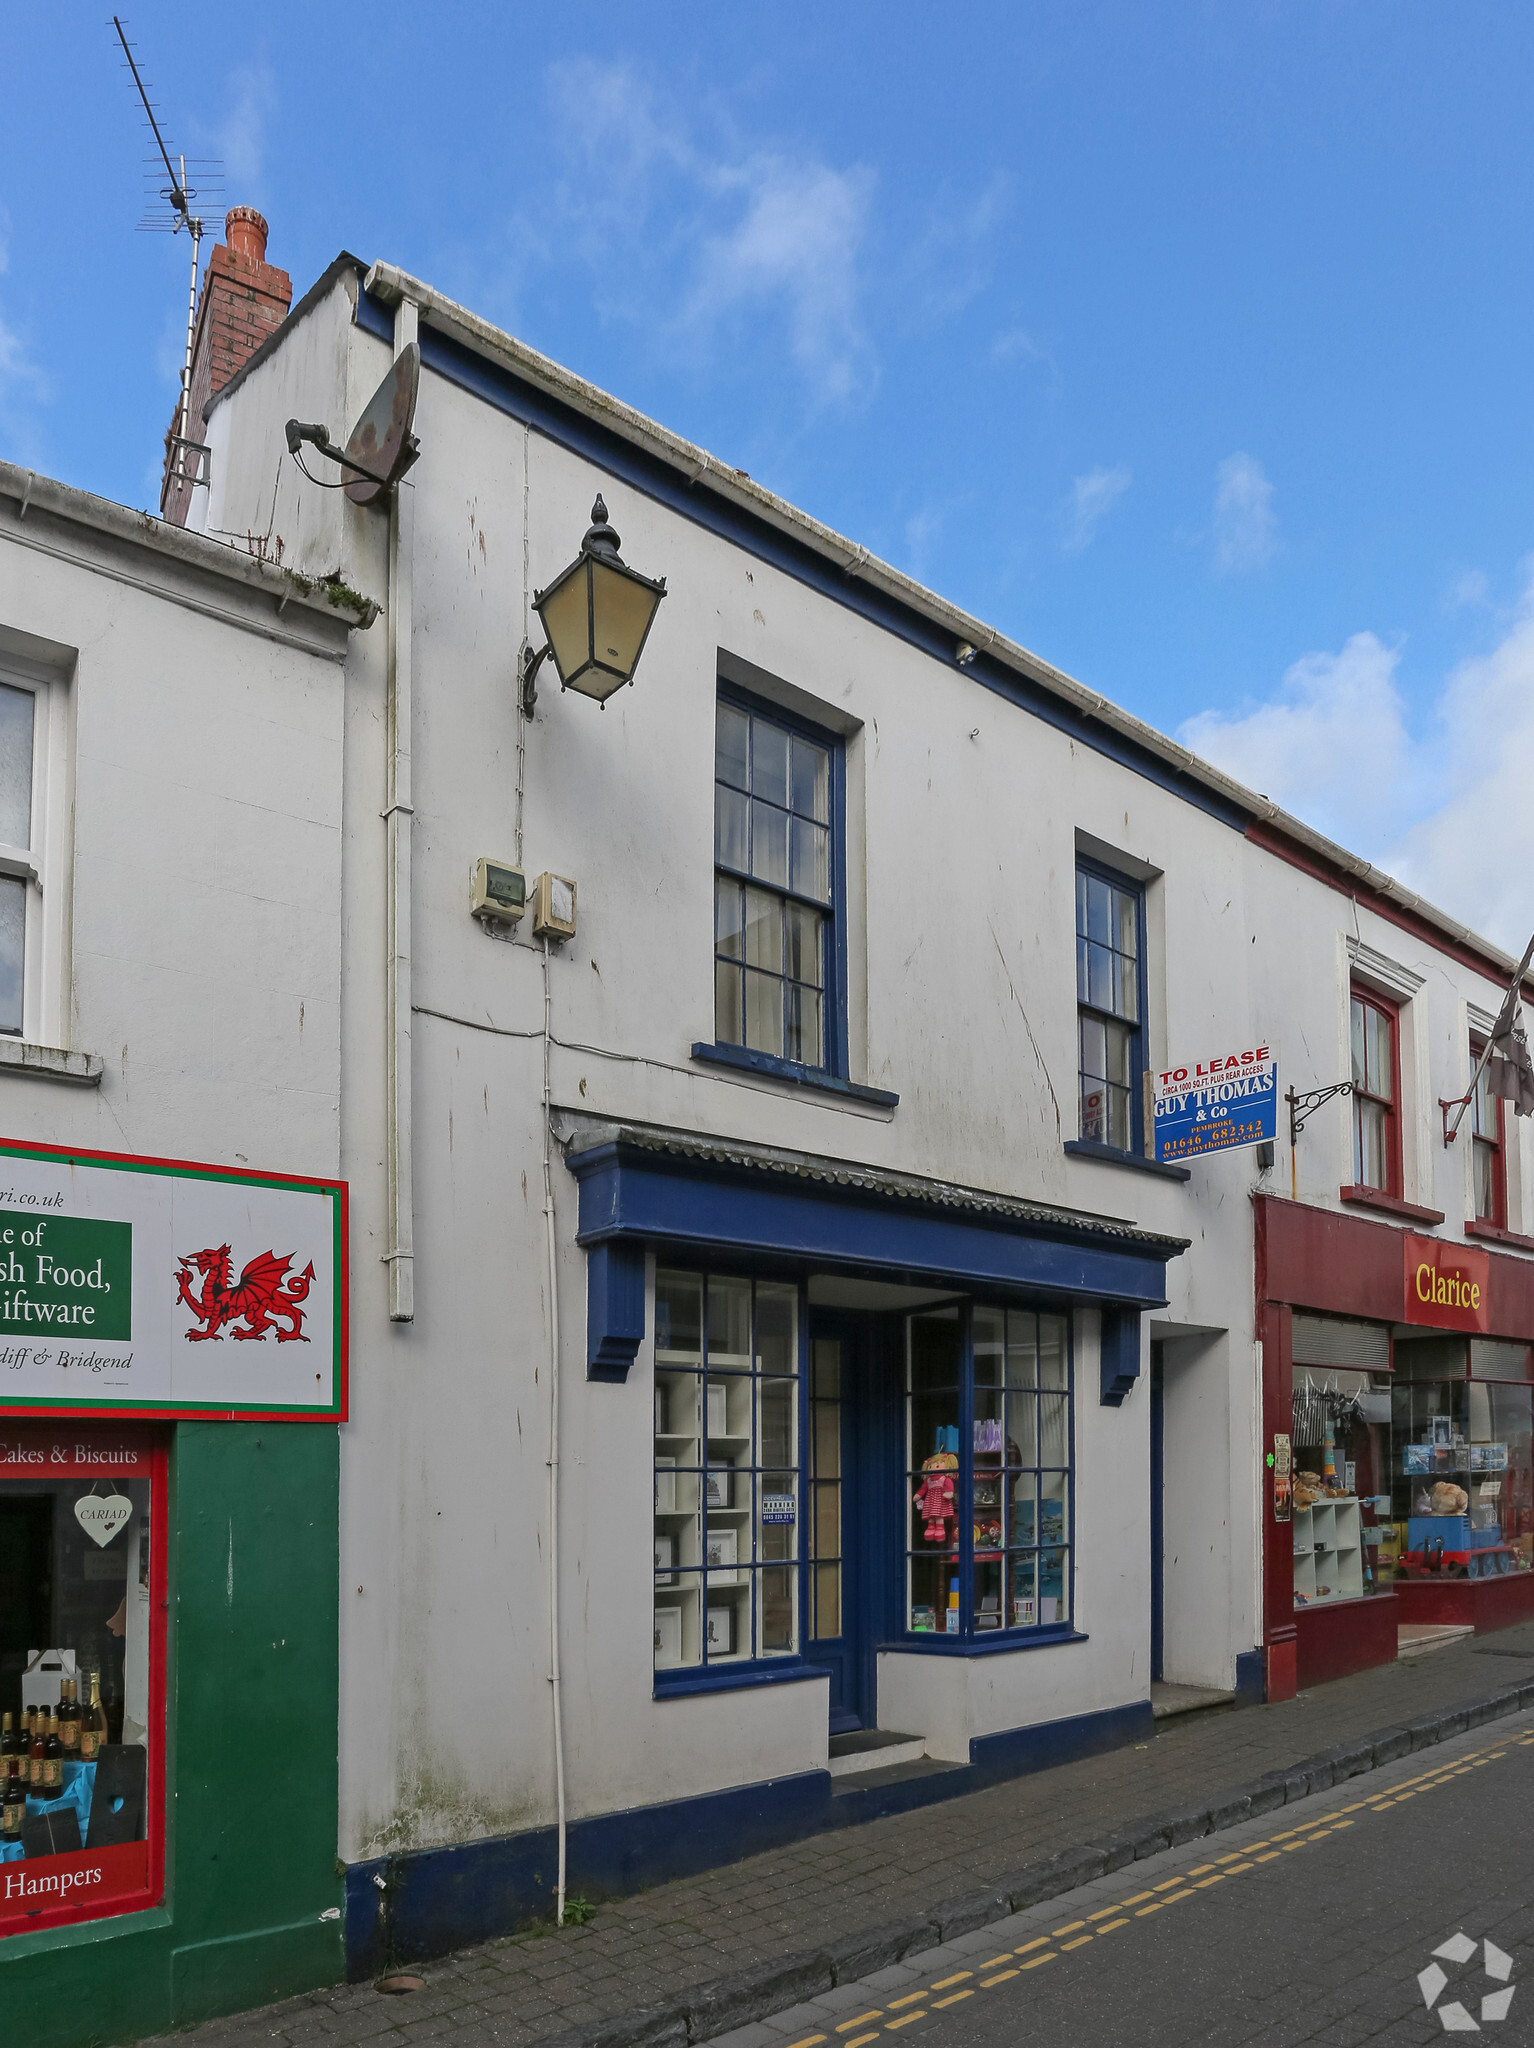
[0,497,349,1183]
[198,274,1534,1865]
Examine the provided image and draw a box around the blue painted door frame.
[809,1311,902,1733]
[1150,1343,1165,1684]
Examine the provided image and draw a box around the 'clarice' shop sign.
[1403,1233,1491,1334]
[0,1140,345,1419]
[1153,1045,1278,1164]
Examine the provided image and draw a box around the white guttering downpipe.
[384,295,418,1321]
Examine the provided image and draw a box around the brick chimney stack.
[161,207,293,526]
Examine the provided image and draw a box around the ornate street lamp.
[521,495,667,712]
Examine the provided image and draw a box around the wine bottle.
[43,1711,61,1793]
[59,1678,79,1756]
[1,1764,24,1841]
[80,1673,107,1762]
[29,1710,45,1789]
[0,1709,14,1764]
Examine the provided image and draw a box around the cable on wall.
[541,934,568,1925]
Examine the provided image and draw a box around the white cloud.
[530,60,875,406]
[1179,581,1534,953]
[218,63,275,189]
[1212,451,1277,573]
[1447,567,1490,611]
[1387,574,1534,952]
[1181,633,1411,850]
[0,205,50,463]
[892,173,1010,327]
[990,327,1049,368]
[687,156,875,402]
[1063,464,1131,554]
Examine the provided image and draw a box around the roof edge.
[0,459,378,634]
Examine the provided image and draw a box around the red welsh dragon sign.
[175,1246,316,1342]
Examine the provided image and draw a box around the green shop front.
[0,1139,345,2048]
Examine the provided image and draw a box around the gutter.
[0,459,379,640]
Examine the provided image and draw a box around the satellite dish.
[343,343,421,505]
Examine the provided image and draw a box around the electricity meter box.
[470,858,526,924]
[532,872,577,941]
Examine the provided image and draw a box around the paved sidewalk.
[142,1626,1534,2048]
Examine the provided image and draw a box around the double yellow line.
[781,1729,1533,2048]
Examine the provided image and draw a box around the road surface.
[729,1718,1534,2047]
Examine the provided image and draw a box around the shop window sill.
[0,1040,102,1087]
[654,1658,831,1700]
[1294,1590,1397,1613]
[691,1041,899,1109]
[1,1901,174,1957]
[1064,1139,1190,1184]
[882,1626,1089,1658]
[1339,1185,1444,1225]
[1464,1218,1534,1255]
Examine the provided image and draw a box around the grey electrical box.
[471,858,526,924]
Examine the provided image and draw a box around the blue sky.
[5,5,1534,945]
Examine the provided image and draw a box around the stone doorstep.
[1149,1681,1237,1720]
[826,1732,927,1779]
[1398,1624,1477,1658]
[525,1674,1534,2048]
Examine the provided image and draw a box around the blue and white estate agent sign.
[1154,1045,1278,1163]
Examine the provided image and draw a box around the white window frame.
[0,651,68,1048]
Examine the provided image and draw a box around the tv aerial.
[112,17,223,503]
[285,344,423,505]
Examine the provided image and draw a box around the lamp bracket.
[1286,1081,1353,1147]
[521,640,552,718]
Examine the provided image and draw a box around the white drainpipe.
[384,297,418,1321]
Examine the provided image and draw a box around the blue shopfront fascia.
[573,1126,1178,1545]
[568,1136,1185,1388]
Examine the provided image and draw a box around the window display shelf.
[1293,1497,1364,1604]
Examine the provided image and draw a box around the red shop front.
[1256,1195,1534,1701]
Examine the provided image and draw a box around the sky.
[3,5,1534,949]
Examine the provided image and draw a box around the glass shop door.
[808,1315,895,1732]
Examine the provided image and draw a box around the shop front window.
[1471,1044,1506,1226]
[1,1427,164,1935]
[907,1303,1073,1638]
[1349,989,1399,1193]
[1382,1339,1534,1585]
[1291,1367,1391,1604]
[653,1268,799,1674]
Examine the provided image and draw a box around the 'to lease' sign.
[1153,1045,1277,1163]
[1403,1233,1490,1333]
